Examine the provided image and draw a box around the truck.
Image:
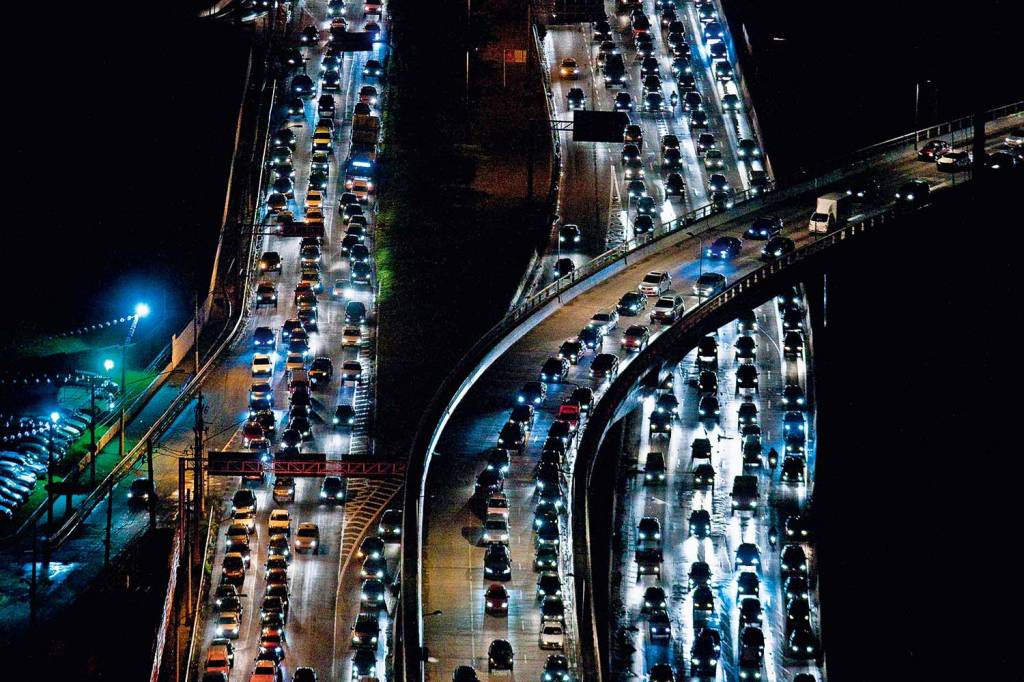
[731,475,759,514]
[344,115,380,189]
[807,192,853,234]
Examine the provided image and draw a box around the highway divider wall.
[398,102,1023,680]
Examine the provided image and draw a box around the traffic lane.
[424,396,560,681]
[615,300,795,680]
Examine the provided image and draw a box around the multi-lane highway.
[419,68,1020,680]
[187,0,400,679]
[612,294,823,681]
[533,0,762,291]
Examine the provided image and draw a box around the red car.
[557,403,581,431]
[242,421,264,447]
[917,139,950,161]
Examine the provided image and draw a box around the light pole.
[46,412,60,529]
[118,304,150,461]
[914,80,931,151]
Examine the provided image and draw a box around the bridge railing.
[399,101,1023,680]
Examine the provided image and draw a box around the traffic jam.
[545,0,767,275]
[199,0,393,680]
[616,288,823,682]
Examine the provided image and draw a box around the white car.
[935,150,972,171]
[232,510,256,534]
[269,509,292,536]
[482,514,510,544]
[285,352,307,373]
[252,353,274,378]
[1006,128,1023,147]
[639,271,671,296]
[342,327,362,347]
[215,613,240,639]
[540,623,565,650]
[294,522,320,553]
[341,361,363,384]
[487,493,510,517]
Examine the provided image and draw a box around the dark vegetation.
[376,0,552,456]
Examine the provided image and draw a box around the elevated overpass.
[398,101,1022,681]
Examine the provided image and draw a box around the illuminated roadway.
[612,294,822,681]
[532,0,759,293]
[418,60,1020,682]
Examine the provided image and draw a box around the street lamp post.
[914,80,931,151]
[46,412,60,529]
[118,304,150,461]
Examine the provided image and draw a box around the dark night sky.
[4,2,249,342]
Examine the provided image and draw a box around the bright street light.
[134,303,151,319]
[50,412,60,424]
[103,359,115,372]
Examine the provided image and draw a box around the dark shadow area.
[721,0,1022,175]
[376,0,552,457]
[814,173,1020,678]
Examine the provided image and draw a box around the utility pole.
[29,523,38,630]
[193,393,205,520]
[89,380,97,485]
[147,439,156,531]
[104,481,113,566]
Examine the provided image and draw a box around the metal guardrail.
[399,100,1023,680]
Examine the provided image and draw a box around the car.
[344,301,367,324]
[363,59,384,77]
[663,173,686,199]
[639,271,671,296]
[761,235,796,261]
[690,629,720,675]
[643,92,665,112]
[785,513,814,542]
[215,612,241,639]
[735,570,761,602]
[781,455,806,483]
[554,258,575,278]
[360,555,387,581]
[783,331,804,358]
[576,327,603,354]
[590,353,620,380]
[917,139,950,161]
[648,410,672,437]
[542,654,571,682]
[488,639,514,672]
[655,394,678,419]
[361,578,386,608]
[379,508,402,541]
[588,310,620,335]
[642,451,667,484]
[780,544,809,578]
[517,380,547,405]
[787,625,820,660]
[692,584,715,617]
[310,476,343,506]
[689,110,708,129]
[697,395,720,420]
[985,150,1019,173]
[294,522,320,554]
[633,214,655,236]
[693,272,727,297]
[539,623,565,650]
[689,509,711,538]
[482,513,511,545]
[684,463,712,491]
[736,364,759,393]
[622,143,641,164]
[739,597,763,629]
[683,90,703,113]
[352,649,377,678]
[291,74,314,98]
[614,92,633,111]
[485,583,510,616]
[646,608,671,641]
[735,542,762,570]
[331,403,357,431]
[936,149,972,171]
[484,543,512,581]
[559,56,580,79]
[706,236,741,260]
[621,324,651,351]
[558,223,582,247]
[895,179,930,207]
